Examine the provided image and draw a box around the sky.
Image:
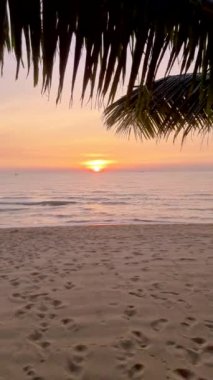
[0,51,213,171]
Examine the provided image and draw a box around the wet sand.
[0,225,213,380]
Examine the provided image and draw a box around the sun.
[92,165,102,172]
[83,159,113,173]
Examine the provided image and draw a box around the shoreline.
[1,222,213,229]
[0,224,213,379]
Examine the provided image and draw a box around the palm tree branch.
[104,73,213,141]
[0,0,213,105]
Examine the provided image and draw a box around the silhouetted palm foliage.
[105,73,213,141]
[0,0,213,138]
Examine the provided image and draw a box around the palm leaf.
[0,0,9,72]
[0,0,213,108]
[104,73,213,141]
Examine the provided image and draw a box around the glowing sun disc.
[83,159,114,172]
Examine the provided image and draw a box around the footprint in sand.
[28,329,43,342]
[29,292,48,301]
[23,364,35,376]
[74,344,88,354]
[14,308,26,317]
[52,299,62,307]
[10,279,20,287]
[174,368,194,379]
[129,289,144,298]
[166,340,176,348]
[31,271,40,277]
[130,276,140,283]
[37,312,46,319]
[191,337,206,346]
[48,313,56,320]
[181,316,196,328]
[132,330,149,349]
[204,320,213,331]
[150,318,168,331]
[64,281,74,290]
[167,342,199,365]
[39,341,51,349]
[73,345,88,364]
[66,345,88,378]
[40,321,49,332]
[119,338,135,354]
[61,318,79,332]
[124,305,137,319]
[115,330,149,370]
[186,316,196,323]
[185,348,199,365]
[23,365,44,380]
[128,363,144,379]
[202,344,213,366]
[11,292,21,298]
[203,344,213,353]
[61,318,73,326]
[25,303,34,311]
[0,274,8,279]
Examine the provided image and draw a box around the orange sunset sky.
[0,53,213,171]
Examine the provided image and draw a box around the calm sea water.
[0,170,212,227]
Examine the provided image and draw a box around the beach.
[0,224,213,380]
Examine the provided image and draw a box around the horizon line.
[0,164,213,172]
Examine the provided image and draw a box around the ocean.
[0,170,212,227]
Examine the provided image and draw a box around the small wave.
[131,218,155,223]
[0,200,77,207]
[102,201,127,205]
[80,198,128,205]
[0,208,26,212]
[55,214,70,219]
[186,207,212,211]
[65,219,117,225]
[66,219,94,224]
[184,193,213,199]
[0,196,29,200]
[85,197,111,202]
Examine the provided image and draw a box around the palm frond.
[104,73,213,141]
[0,0,9,73]
[0,0,213,106]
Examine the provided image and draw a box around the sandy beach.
[0,224,213,380]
